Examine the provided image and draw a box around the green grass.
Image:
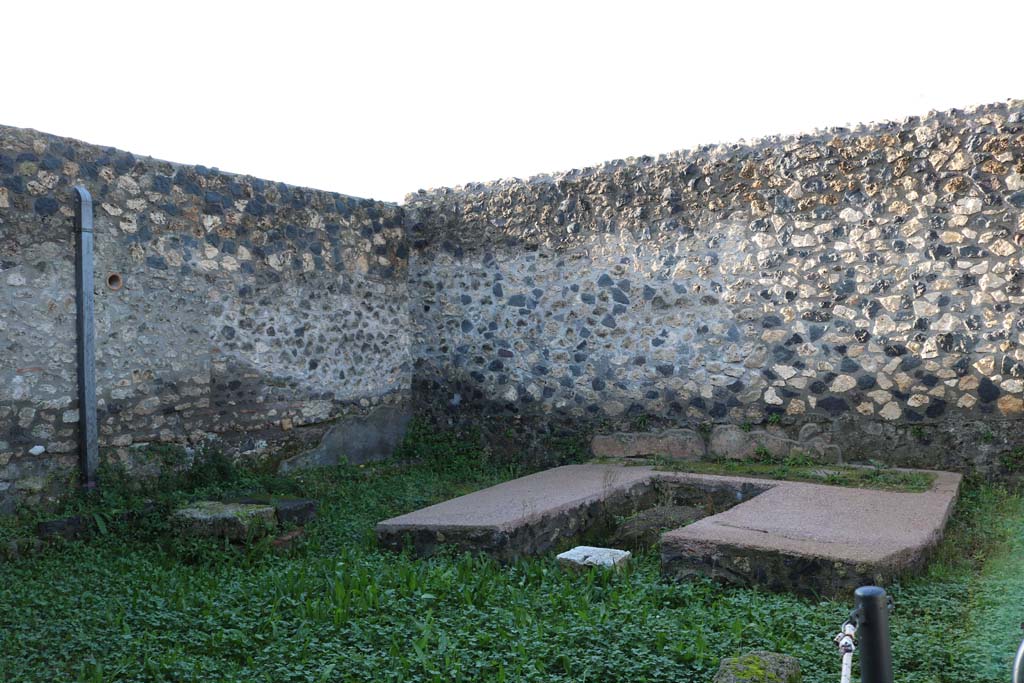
[650,456,935,492]
[0,424,1020,682]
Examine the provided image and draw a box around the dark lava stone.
[925,399,947,418]
[817,397,848,416]
[978,377,1000,403]
[34,196,59,216]
[856,375,876,390]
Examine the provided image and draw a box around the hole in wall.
[106,273,123,291]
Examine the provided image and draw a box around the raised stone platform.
[376,465,660,560]
[661,470,961,595]
[375,464,960,594]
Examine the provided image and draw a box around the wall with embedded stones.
[0,125,410,511]
[5,99,1024,509]
[406,100,1024,472]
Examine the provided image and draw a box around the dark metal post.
[855,586,893,683]
[73,186,98,490]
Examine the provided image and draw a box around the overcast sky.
[5,1,1022,203]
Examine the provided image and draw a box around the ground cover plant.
[0,423,1021,682]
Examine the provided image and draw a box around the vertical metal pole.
[73,186,98,490]
[855,586,893,683]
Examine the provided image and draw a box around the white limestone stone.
[556,546,631,571]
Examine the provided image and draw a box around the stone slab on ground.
[556,545,631,571]
[171,501,277,541]
[713,650,802,683]
[230,496,318,526]
[279,403,412,472]
[661,470,961,595]
[376,464,658,559]
[377,463,961,595]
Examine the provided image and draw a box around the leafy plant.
[0,426,1018,683]
[1000,447,1024,473]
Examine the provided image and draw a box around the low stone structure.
[593,424,842,462]
[661,469,961,595]
[171,501,277,541]
[376,463,960,595]
[227,495,318,526]
[713,651,802,683]
[591,429,705,460]
[376,464,662,560]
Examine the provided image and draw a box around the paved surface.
[376,464,961,594]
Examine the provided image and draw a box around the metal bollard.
[854,586,893,683]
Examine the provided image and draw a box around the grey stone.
[713,650,801,683]
[591,429,705,460]
[797,423,823,443]
[556,545,631,571]
[231,495,317,526]
[171,501,276,541]
[279,403,412,472]
[709,425,757,459]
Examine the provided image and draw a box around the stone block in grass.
[556,545,631,572]
[713,650,801,683]
[230,496,318,526]
[171,501,276,541]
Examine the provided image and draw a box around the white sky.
[4,1,1022,203]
